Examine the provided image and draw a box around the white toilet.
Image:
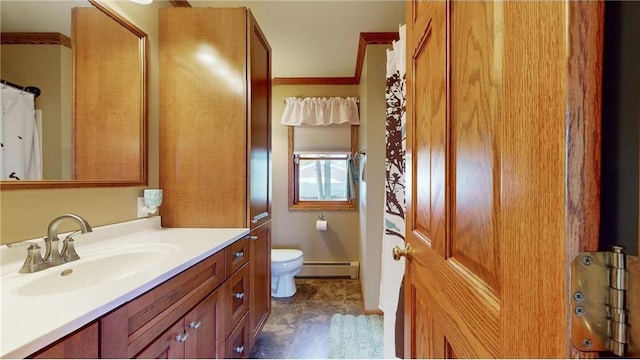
[271,249,304,298]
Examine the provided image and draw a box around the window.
[288,126,357,210]
[296,153,350,201]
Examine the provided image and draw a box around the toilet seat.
[272,249,303,263]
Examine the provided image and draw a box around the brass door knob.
[393,244,412,261]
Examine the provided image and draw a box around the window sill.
[289,201,356,211]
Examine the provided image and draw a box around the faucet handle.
[61,231,81,262]
[6,240,40,248]
[18,243,47,273]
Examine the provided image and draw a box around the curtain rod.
[284,97,359,104]
[0,79,41,98]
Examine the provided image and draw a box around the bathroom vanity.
[0,218,263,359]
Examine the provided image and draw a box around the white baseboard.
[297,261,359,279]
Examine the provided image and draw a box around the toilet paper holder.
[318,214,325,221]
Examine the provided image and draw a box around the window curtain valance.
[281,97,360,126]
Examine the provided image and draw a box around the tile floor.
[249,278,365,359]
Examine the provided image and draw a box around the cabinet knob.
[188,320,202,330]
[234,345,244,354]
[233,251,244,259]
[175,332,189,343]
[233,292,245,299]
[248,235,258,240]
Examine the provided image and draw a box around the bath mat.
[328,314,383,359]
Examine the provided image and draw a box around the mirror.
[0,0,147,189]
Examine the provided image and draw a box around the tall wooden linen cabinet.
[159,7,272,357]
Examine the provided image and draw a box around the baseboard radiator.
[297,261,359,279]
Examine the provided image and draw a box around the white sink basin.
[16,243,179,296]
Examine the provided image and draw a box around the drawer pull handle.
[234,345,244,354]
[188,320,202,330]
[251,212,268,224]
[248,235,258,240]
[233,251,244,259]
[233,292,245,299]
[175,332,189,343]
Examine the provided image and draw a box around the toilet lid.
[272,249,303,262]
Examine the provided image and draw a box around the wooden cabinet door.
[159,7,248,228]
[404,1,603,358]
[135,320,185,359]
[184,289,224,359]
[249,222,271,347]
[248,12,272,228]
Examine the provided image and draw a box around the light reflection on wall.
[195,44,244,96]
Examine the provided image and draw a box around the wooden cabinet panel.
[184,289,224,359]
[31,322,98,359]
[224,263,250,339]
[248,12,272,228]
[159,8,271,230]
[249,222,271,347]
[224,314,250,359]
[135,320,185,359]
[159,7,248,228]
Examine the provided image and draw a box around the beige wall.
[358,44,390,311]
[272,85,361,262]
[1,44,72,180]
[0,0,169,244]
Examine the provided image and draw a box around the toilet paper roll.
[316,220,328,231]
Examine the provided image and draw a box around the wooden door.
[404,1,603,358]
[248,12,272,228]
[249,222,271,347]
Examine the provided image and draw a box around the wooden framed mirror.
[0,0,148,189]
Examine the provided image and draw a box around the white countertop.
[0,217,249,358]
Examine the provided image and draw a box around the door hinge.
[570,246,639,357]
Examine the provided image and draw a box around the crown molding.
[0,32,72,48]
[170,0,191,7]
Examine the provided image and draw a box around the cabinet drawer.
[127,250,225,334]
[224,262,250,338]
[225,313,250,359]
[100,250,225,358]
[225,237,249,276]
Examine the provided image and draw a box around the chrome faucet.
[44,214,93,267]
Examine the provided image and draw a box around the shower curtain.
[0,85,42,180]
[380,24,406,359]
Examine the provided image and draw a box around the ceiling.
[0,0,405,79]
[194,1,406,78]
